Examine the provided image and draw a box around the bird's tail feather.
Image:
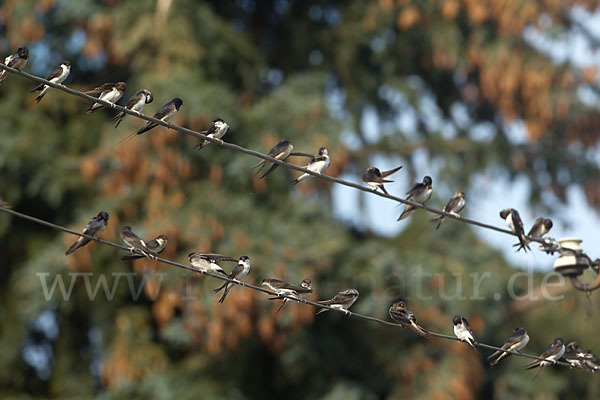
[213,282,228,294]
[218,285,231,303]
[118,132,137,146]
[275,300,288,314]
[259,163,279,180]
[112,112,125,128]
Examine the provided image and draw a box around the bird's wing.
[380,166,403,178]
[195,253,239,262]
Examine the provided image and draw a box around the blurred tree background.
[1,0,600,398]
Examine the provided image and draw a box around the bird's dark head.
[97,211,109,221]
[391,298,407,311]
[212,118,224,123]
[544,219,553,230]
[452,316,463,326]
[143,90,154,103]
[422,176,432,186]
[455,190,465,199]
[173,97,184,109]
[301,279,312,289]
[260,278,270,285]
[318,147,329,156]
[115,82,126,91]
[366,167,380,176]
[62,61,71,67]
[122,225,132,232]
[277,139,291,148]
[554,337,564,346]
[514,327,525,334]
[566,341,579,351]
[18,46,29,59]
[499,209,510,219]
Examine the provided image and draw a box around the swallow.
[488,327,529,367]
[253,140,294,180]
[112,89,153,128]
[582,349,600,373]
[187,252,234,276]
[397,176,433,221]
[196,118,229,150]
[453,316,477,348]
[136,97,183,135]
[361,166,402,195]
[85,82,126,113]
[65,211,109,255]
[430,190,466,229]
[30,61,71,103]
[388,298,430,337]
[524,337,565,379]
[121,234,167,261]
[262,278,313,313]
[120,226,158,260]
[514,217,553,252]
[0,46,29,85]
[315,288,359,315]
[0,196,11,209]
[528,217,553,239]
[499,208,530,252]
[213,256,251,303]
[292,147,330,185]
[561,342,587,371]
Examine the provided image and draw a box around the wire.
[0,63,563,248]
[0,205,575,368]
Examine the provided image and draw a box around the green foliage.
[1,1,599,399]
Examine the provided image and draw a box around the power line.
[0,205,575,368]
[0,63,563,249]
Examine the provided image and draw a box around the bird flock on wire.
[1,46,599,378]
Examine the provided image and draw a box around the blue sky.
[332,7,600,271]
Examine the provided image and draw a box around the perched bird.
[121,235,167,261]
[500,208,530,252]
[112,89,153,128]
[213,256,251,303]
[315,288,359,315]
[293,147,330,184]
[196,118,229,150]
[388,298,430,337]
[582,349,600,373]
[187,252,234,276]
[514,217,553,252]
[65,211,109,255]
[488,327,530,367]
[528,217,553,239]
[262,278,313,313]
[453,316,477,348]
[361,166,402,195]
[397,176,433,221]
[30,61,71,103]
[120,226,158,260]
[85,82,126,113]
[136,97,183,135]
[561,342,587,371]
[524,337,565,379]
[430,190,466,229]
[253,140,294,180]
[0,46,29,85]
